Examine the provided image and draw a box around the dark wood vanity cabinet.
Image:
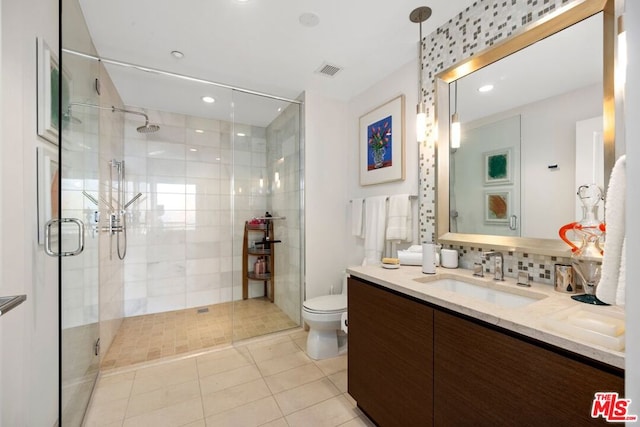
[347,276,624,427]
[434,310,624,426]
[347,277,434,427]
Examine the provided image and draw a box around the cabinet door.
[434,310,624,426]
[348,277,434,426]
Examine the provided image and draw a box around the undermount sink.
[412,278,544,309]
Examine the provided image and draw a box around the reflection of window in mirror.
[448,13,603,240]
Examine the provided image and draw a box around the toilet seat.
[303,294,347,313]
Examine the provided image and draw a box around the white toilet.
[302,276,348,360]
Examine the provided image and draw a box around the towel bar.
[349,195,417,202]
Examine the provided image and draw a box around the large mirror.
[436,0,615,256]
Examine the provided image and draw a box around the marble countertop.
[346,265,625,370]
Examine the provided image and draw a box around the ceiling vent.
[316,62,342,78]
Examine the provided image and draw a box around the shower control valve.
[100,213,123,234]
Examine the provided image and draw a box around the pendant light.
[451,80,461,149]
[410,6,432,143]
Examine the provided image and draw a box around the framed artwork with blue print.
[359,95,405,186]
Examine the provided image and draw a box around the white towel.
[616,238,626,306]
[351,198,364,237]
[596,155,626,306]
[363,196,388,265]
[386,194,412,241]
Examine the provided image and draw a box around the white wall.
[346,59,420,267]
[625,0,639,414]
[305,59,419,299]
[304,90,349,299]
[521,84,601,238]
[0,0,59,425]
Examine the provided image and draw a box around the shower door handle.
[44,218,85,257]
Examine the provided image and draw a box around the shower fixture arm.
[67,102,147,119]
[111,106,151,125]
[65,102,159,133]
[124,192,143,210]
[100,195,114,211]
[82,191,99,206]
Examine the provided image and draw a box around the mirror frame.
[435,0,615,257]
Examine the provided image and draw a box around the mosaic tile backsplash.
[419,0,584,285]
[442,243,572,286]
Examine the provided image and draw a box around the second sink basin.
[412,278,544,309]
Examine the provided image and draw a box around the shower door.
[57,50,101,425]
[231,90,303,341]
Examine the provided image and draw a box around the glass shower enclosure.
[60,10,303,421]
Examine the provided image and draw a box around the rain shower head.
[136,120,160,134]
[112,106,160,134]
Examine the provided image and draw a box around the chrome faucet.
[473,262,484,277]
[483,251,504,281]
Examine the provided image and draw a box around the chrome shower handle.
[44,218,85,257]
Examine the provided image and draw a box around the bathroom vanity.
[348,1,624,424]
[346,266,624,426]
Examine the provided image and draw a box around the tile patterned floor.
[85,329,373,427]
[102,298,299,370]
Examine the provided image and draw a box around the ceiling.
[76,0,473,127]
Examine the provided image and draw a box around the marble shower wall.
[121,105,303,318]
[122,110,268,316]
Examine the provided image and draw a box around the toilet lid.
[303,294,347,313]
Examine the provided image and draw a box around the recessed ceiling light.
[277,107,282,112]
[170,50,184,59]
[299,12,320,27]
[478,84,494,93]
[189,148,198,152]
[195,129,204,133]
[237,132,246,137]
[201,96,215,103]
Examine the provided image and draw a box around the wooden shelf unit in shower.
[242,219,281,302]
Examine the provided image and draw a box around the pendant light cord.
[418,20,423,104]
